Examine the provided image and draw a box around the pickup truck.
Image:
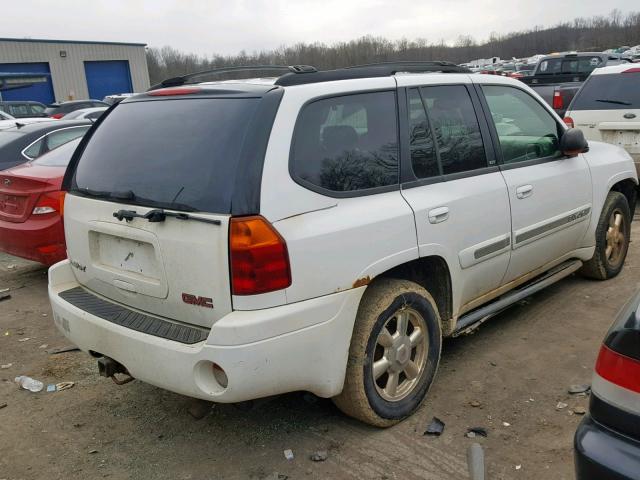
[521,52,630,116]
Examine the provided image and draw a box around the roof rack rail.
[275,61,471,86]
[148,64,317,90]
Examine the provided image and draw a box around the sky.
[2,0,637,56]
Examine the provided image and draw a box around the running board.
[452,259,583,337]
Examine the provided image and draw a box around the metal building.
[0,37,149,104]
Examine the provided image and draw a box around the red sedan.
[0,138,80,265]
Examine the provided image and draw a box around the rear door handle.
[516,185,533,199]
[428,206,449,224]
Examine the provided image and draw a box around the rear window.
[570,72,640,110]
[72,98,259,213]
[32,138,80,167]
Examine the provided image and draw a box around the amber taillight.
[229,216,292,295]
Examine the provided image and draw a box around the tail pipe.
[97,356,135,385]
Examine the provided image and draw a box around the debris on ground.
[265,473,288,480]
[14,375,44,392]
[424,417,445,436]
[7,264,16,270]
[187,399,213,420]
[56,381,74,391]
[0,288,10,301]
[284,449,294,461]
[568,384,591,395]
[17,338,31,342]
[466,427,488,438]
[88,449,98,454]
[573,406,587,415]
[39,344,48,349]
[502,421,511,427]
[310,450,328,462]
[515,464,522,470]
[0,403,7,409]
[47,346,81,355]
[1,363,12,369]
[467,443,485,480]
[469,400,482,407]
[556,402,568,410]
[47,384,56,392]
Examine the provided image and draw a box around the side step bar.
[452,259,583,337]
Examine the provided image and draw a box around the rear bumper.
[0,214,65,265]
[575,415,640,480]
[48,260,364,402]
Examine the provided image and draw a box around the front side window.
[291,91,399,193]
[482,85,560,164]
[420,85,487,175]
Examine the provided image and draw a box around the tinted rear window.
[570,72,640,110]
[73,98,259,213]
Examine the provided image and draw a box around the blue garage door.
[84,60,133,101]
[0,62,55,104]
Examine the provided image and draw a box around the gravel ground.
[1,223,638,479]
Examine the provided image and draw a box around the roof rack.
[276,61,470,86]
[148,65,317,90]
[148,61,470,91]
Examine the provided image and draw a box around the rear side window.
[32,138,80,167]
[570,72,640,110]
[419,85,487,175]
[30,104,45,114]
[73,98,259,213]
[538,56,602,74]
[290,91,399,194]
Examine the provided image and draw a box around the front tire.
[333,279,442,427]
[579,191,631,280]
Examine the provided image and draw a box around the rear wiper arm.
[595,99,632,106]
[113,208,221,225]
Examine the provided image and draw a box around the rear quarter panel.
[579,141,638,248]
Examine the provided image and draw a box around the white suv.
[48,63,638,426]
[565,64,640,175]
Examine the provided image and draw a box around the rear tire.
[579,191,631,280]
[333,279,442,427]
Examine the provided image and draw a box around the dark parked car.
[521,52,631,116]
[0,101,48,118]
[575,290,640,479]
[0,120,91,171]
[44,100,108,119]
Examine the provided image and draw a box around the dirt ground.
[1,223,639,480]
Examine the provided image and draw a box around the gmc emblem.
[182,293,214,309]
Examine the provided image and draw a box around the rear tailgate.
[61,91,273,329]
[64,194,230,328]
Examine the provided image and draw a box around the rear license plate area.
[90,231,160,280]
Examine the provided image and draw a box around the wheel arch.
[370,255,455,336]
[610,178,638,217]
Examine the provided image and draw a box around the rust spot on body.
[352,276,371,288]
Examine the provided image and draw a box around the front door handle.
[428,206,449,224]
[516,185,533,199]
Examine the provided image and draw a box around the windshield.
[32,137,81,167]
[570,72,640,110]
[72,97,260,213]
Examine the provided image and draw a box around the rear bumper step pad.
[58,287,208,344]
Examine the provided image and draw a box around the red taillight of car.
[595,344,640,394]
[59,191,66,217]
[563,116,575,128]
[147,87,202,96]
[229,216,292,295]
[32,191,64,215]
[50,113,64,119]
[552,91,564,110]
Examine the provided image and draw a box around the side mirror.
[560,128,589,157]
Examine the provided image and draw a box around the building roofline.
[0,37,146,47]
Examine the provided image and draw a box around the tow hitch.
[97,356,135,385]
